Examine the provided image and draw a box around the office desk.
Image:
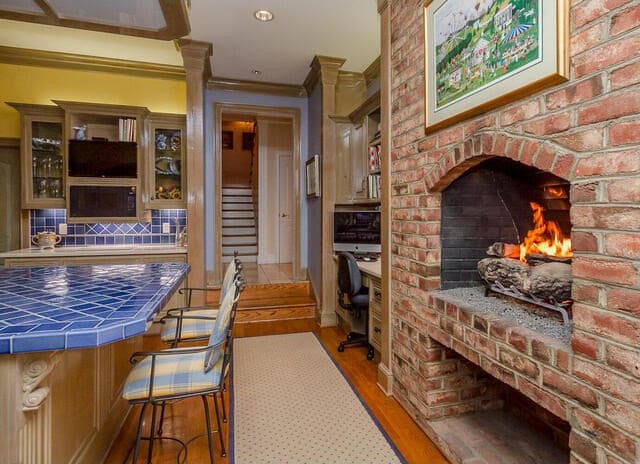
[357,260,382,353]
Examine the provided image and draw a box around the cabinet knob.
[374,327,381,333]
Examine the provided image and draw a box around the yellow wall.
[0,62,186,138]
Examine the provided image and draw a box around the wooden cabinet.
[332,91,381,205]
[55,100,148,223]
[7,101,186,223]
[147,113,186,208]
[6,100,188,222]
[7,103,65,209]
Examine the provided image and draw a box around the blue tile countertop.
[0,262,189,354]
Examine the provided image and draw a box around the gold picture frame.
[423,0,569,133]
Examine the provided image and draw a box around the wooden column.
[377,0,394,395]
[313,56,346,326]
[179,40,212,305]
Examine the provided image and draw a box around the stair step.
[222,218,255,227]
[206,281,312,302]
[222,254,257,263]
[223,245,256,255]
[222,227,256,236]
[238,295,316,310]
[222,236,257,246]
[222,187,252,196]
[222,203,254,211]
[222,211,254,219]
[222,195,253,203]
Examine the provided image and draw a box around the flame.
[519,202,573,262]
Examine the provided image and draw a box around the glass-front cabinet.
[147,114,186,208]
[8,103,65,208]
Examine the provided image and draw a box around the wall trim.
[0,137,20,148]
[0,45,186,80]
[207,76,306,97]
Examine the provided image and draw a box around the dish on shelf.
[155,133,168,150]
[31,137,61,151]
[155,156,181,175]
[170,135,181,151]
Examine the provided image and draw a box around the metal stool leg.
[201,395,216,464]
[132,403,148,464]
[146,402,158,464]
[212,392,226,457]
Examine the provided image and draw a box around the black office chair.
[336,252,375,360]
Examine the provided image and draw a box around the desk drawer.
[369,313,382,351]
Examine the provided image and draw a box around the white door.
[278,154,293,263]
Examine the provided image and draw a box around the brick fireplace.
[388,1,640,464]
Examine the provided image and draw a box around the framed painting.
[222,130,233,149]
[423,0,569,133]
[305,155,320,198]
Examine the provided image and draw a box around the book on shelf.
[118,118,137,143]
[367,173,381,199]
[368,144,381,172]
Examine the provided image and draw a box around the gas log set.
[478,202,573,324]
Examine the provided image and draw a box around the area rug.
[230,332,405,464]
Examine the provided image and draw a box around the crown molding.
[0,46,185,80]
[304,55,346,95]
[207,76,306,97]
[363,56,381,85]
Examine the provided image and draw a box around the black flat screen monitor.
[333,210,381,254]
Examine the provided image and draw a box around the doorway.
[214,103,302,284]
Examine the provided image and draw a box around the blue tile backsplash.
[30,209,186,247]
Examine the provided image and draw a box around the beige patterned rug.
[231,332,404,464]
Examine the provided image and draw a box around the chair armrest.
[162,304,220,319]
[129,340,224,365]
[178,287,213,306]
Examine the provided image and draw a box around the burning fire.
[519,202,572,262]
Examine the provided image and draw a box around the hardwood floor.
[104,326,448,464]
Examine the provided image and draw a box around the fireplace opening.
[440,158,573,324]
[441,157,571,290]
[429,372,571,464]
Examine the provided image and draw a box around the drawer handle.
[374,291,382,299]
[374,327,381,333]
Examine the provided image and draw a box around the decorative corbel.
[21,353,60,411]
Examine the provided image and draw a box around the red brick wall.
[389,1,640,463]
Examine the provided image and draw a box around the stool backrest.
[220,258,240,304]
[204,276,241,372]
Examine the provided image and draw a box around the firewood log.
[522,262,572,302]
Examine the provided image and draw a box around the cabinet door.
[350,123,367,200]
[147,117,186,208]
[334,122,353,204]
[22,114,66,209]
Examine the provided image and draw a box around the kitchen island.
[0,262,189,464]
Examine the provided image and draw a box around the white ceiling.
[189,0,381,85]
[0,0,381,87]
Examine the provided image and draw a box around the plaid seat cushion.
[123,350,224,401]
[160,309,219,342]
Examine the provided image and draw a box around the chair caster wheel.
[367,349,374,360]
[337,344,345,352]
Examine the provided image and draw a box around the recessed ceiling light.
[252,69,262,75]
[254,9,274,22]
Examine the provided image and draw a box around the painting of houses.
[433,0,541,110]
